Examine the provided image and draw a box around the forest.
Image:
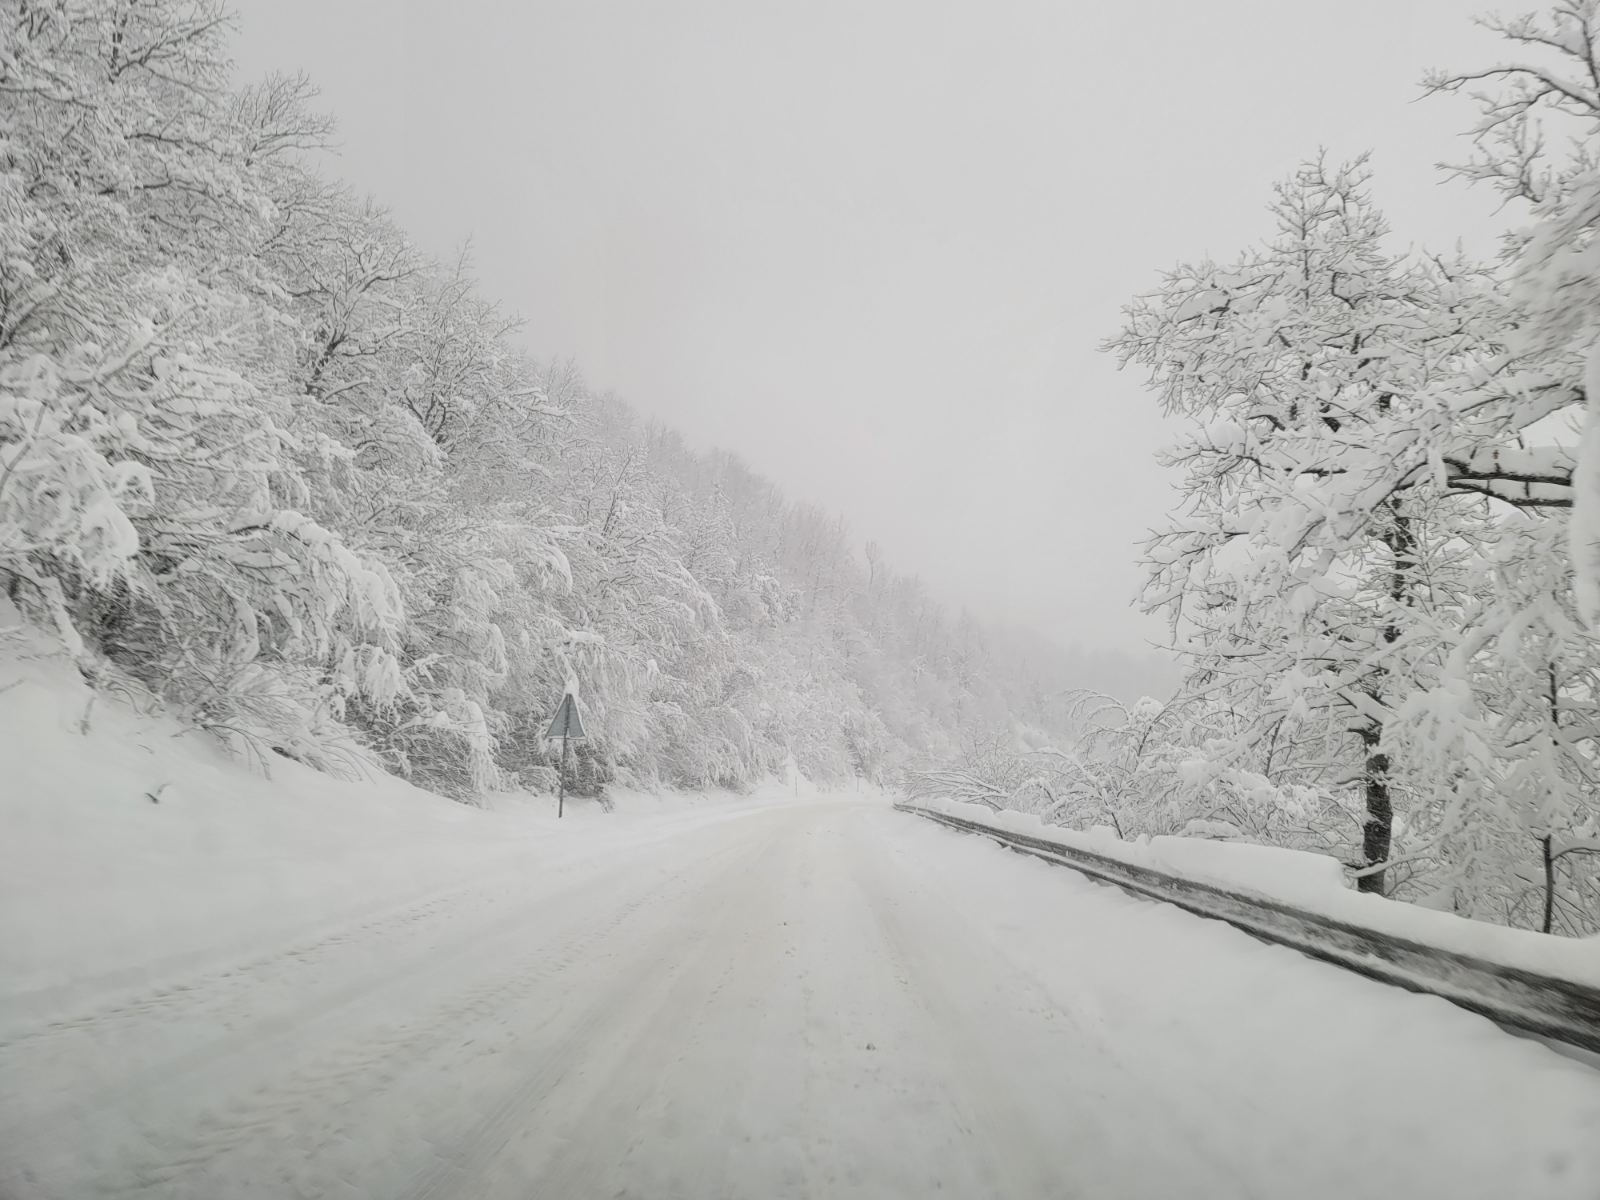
[921,1,1600,935]
[8,1,1600,935]
[0,0,1081,805]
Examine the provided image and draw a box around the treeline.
[0,0,1069,799]
[942,2,1600,934]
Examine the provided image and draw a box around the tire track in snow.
[0,811,765,1054]
[853,810,1254,1199]
[0,865,552,1135]
[2,828,756,1200]
[0,863,530,1051]
[397,814,798,1200]
[497,827,794,1200]
[118,885,664,1199]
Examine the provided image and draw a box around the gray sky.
[229,0,1507,660]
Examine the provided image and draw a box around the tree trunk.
[1542,669,1560,934]
[1359,729,1392,895]
[1357,505,1414,896]
[1542,834,1556,934]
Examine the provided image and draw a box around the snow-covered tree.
[1425,0,1600,606]
[0,0,1080,808]
[1111,158,1495,891]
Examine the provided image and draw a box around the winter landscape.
[5,0,1600,1196]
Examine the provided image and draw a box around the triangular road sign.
[544,693,587,740]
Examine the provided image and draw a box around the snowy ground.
[4,794,1600,1198]
[911,797,1600,988]
[0,635,787,1010]
[4,649,1600,1198]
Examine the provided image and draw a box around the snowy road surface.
[3,798,1599,1199]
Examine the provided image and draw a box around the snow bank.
[913,801,1345,900]
[908,797,1600,989]
[0,631,797,1018]
[1145,833,1350,900]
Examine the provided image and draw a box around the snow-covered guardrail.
[894,802,1600,1057]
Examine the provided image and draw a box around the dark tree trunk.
[1359,731,1392,895]
[1356,504,1414,896]
[1542,669,1560,934]
[1542,835,1556,934]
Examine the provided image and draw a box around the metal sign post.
[561,736,572,818]
[544,691,587,818]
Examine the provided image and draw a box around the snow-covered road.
[4,798,1599,1199]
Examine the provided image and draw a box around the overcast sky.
[229,0,1507,661]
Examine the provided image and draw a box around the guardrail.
[895,802,1600,1058]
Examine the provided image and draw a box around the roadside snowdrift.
[0,630,816,1019]
[909,797,1600,989]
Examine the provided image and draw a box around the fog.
[230,0,1506,665]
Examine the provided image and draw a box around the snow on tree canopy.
[0,0,1070,803]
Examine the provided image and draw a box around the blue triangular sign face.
[544,693,587,740]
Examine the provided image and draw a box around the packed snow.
[0,644,796,1012]
[4,658,1600,1199]
[10,6,1600,1197]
